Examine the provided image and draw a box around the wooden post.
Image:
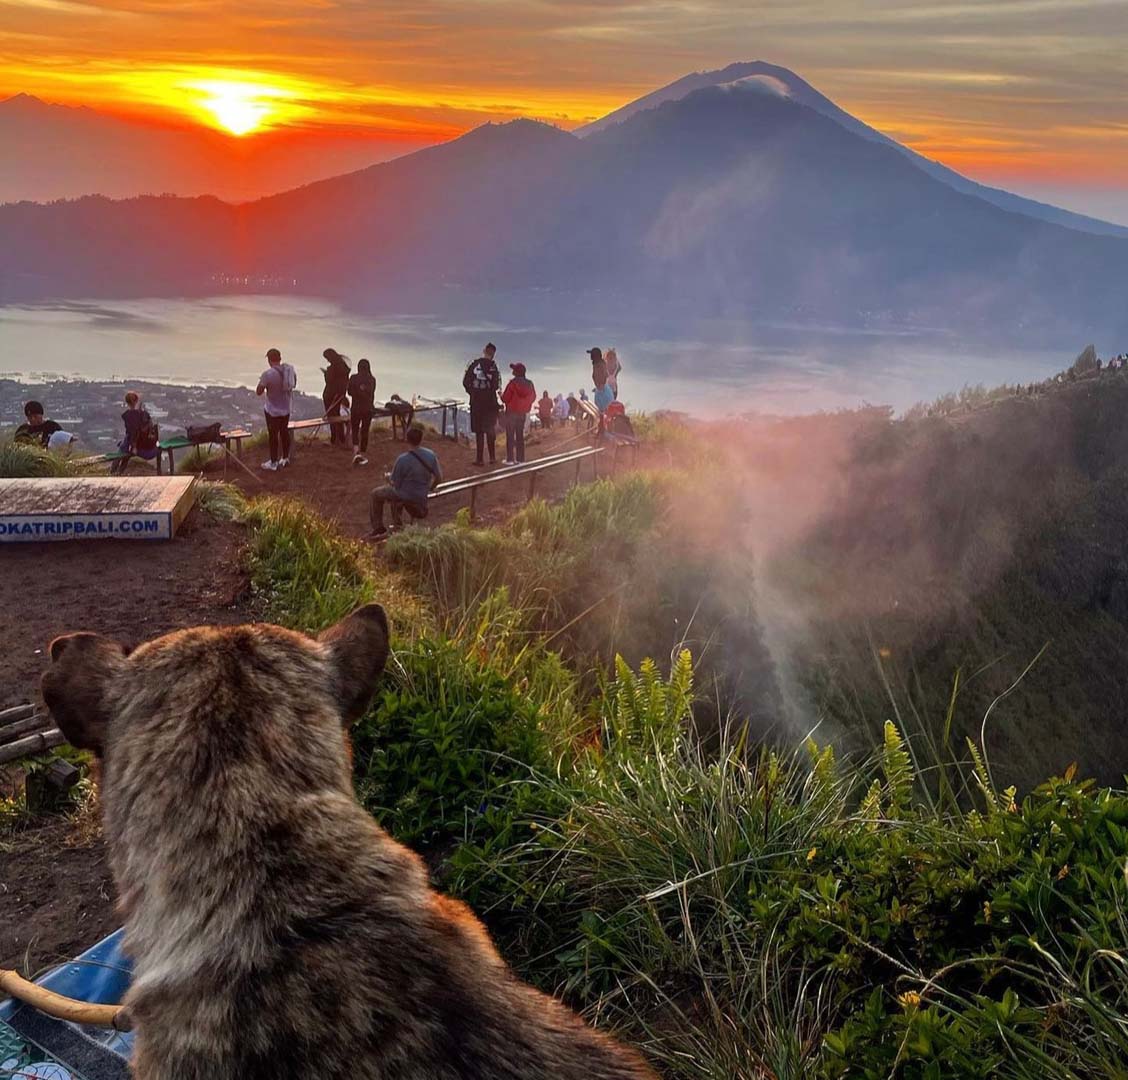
[469,486,478,521]
[574,458,582,486]
[528,472,538,501]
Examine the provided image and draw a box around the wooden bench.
[603,429,641,469]
[290,403,415,443]
[159,428,253,475]
[428,445,605,519]
[81,428,252,474]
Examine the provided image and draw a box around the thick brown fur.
[41,605,657,1080]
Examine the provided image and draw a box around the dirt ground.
[0,509,248,710]
[223,419,609,536]
[0,417,635,980]
[0,818,117,975]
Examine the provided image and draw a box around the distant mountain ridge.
[0,93,413,204]
[3,81,1127,345]
[578,61,1128,241]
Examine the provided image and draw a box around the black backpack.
[135,410,159,452]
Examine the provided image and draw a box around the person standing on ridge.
[605,348,622,399]
[321,347,351,447]
[537,389,554,429]
[588,346,607,389]
[347,358,377,466]
[256,347,297,471]
[500,362,536,463]
[462,342,501,466]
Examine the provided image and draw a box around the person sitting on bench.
[110,390,159,474]
[368,425,442,538]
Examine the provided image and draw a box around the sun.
[204,87,268,136]
[183,78,298,137]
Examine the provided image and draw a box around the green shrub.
[0,439,73,477]
[351,633,560,850]
[242,496,383,631]
[385,473,665,652]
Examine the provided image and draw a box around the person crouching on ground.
[368,425,442,538]
[348,358,377,466]
[501,362,536,464]
[111,391,159,474]
[256,347,297,471]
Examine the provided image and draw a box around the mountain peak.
[458,117,573,147]
[1,92,48,111]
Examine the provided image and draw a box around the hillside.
[4,86,1128,344]
[0,93,409,204]
[6,388,1128,1076]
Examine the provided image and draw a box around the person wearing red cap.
[500,362,536,464]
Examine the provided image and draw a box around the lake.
[0,295,1072,416]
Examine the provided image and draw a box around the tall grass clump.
[432,655,1128,1080]
[384,473,664,640]
[0,439,74,477]
[242,495,417,632]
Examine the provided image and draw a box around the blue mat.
[0,931,132,1079]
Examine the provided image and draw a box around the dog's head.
[42,603,389,769]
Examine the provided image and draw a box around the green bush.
[385,474,663,631]
[0,439,74,477]
[440,660,1128,1079]
[351,633,560,849]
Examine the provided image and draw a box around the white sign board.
[0,513,171,542]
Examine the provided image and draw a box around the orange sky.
[3,0,1126,212]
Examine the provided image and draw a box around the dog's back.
[42,606,656,1080]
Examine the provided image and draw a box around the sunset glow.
[1,0,1125,217]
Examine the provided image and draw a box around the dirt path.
[224,421,609,535]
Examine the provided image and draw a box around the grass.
[235,484,1128,1077]
[233,492,425,633]
[0,439,77,477]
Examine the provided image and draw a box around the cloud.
[0,0,1124,201]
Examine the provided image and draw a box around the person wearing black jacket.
[462,342,501,466]
[348,358,377,466]
[322,347,351,447]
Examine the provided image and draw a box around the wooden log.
[0,703,36,729]
[0,729,66,765]
[45,758,80,790]
[0,969,132,1031]
[0,714,51,745]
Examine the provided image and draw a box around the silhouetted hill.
[0,93,409,204]
[3,89,1127,343]
[578,61,1128,241]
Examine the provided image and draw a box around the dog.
[42,604,656,1079]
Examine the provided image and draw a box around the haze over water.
[0,295,1070,416]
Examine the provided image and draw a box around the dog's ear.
[319,604,390,725]
[41,632,128,754]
